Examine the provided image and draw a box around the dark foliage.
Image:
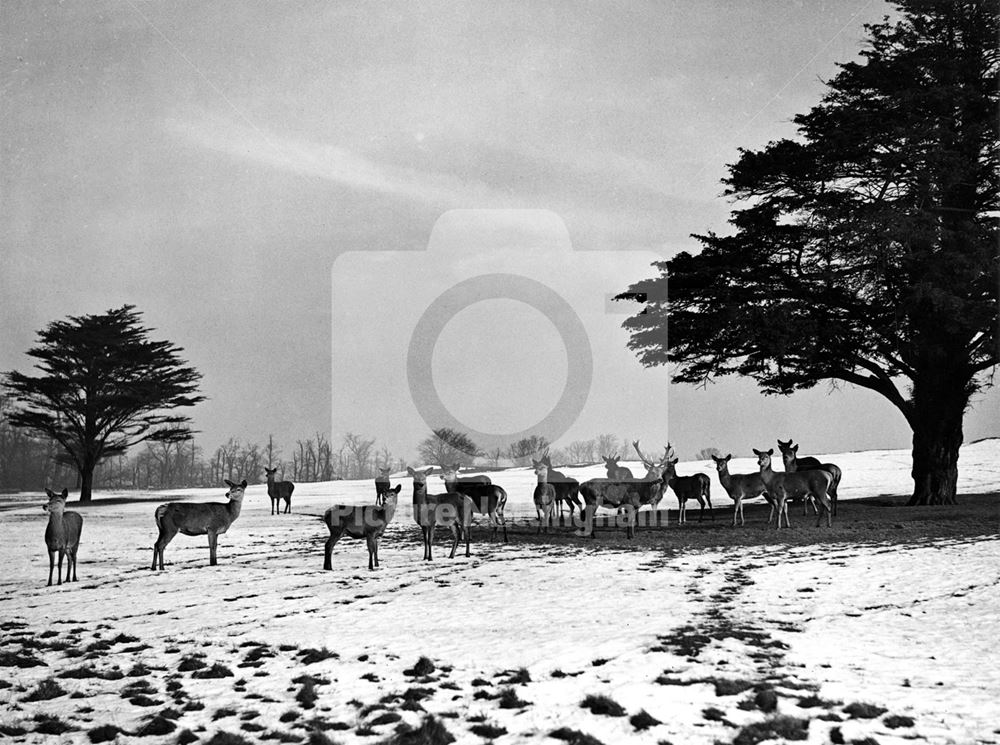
[3,305,204,500]
[580,694,625,717]
[629,710,661,730]
[618,3,999,505]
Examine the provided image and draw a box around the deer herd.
[38,438,843,582]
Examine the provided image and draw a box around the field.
[1,443,999,745]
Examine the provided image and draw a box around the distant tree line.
[0,408,659,493]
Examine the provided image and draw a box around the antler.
[633,440,654,467]
[662,443,676,465]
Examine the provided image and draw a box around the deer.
[264,467,294,515]
[632,441,674,512]
[43,488,83,587]
[664,454,713,524]
[578,447,669,539]
[540,453,582,520]
[602,454,634,481]
[754,448,833,528]
[532,459,556,533]
[151,479,247,570]
[711,454,768,527]
[323,484,402,570]
[374,467,393,506]
[440,464,508,542]
[776,439,842,516]
[407,467,474,560]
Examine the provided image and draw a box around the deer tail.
[154,503,170,530]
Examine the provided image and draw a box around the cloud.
[167,115,511,209]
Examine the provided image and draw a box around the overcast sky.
[3,0,997,463]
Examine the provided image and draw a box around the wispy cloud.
[167,114,685,253]
[167,115,513,209]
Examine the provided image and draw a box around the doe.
[43,488,83,587]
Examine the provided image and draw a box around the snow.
[1,441,998,744]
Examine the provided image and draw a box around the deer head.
[753,448,774,469]
[43,488,69,513]
[711,454,733,473]
[378,467,392,478]
[776,439,797,453]
[381,484,402,505]
[407,466,434,486]
[224,480,248,500]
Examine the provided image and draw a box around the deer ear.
[792,444,799,453]
[768,448,774,455]
[61,488,68,498]
[725,454,732,461]
[45,488,55,498]
[240,480,247,488]
[225,480,235,488]
[393,484,402,494]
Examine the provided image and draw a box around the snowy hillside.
[0,441,998,744]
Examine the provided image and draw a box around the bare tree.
[507,435,550,467]
[342,432,376,479]
[565,439,596,464]
[417,428,479,467]
[594,434,620,459]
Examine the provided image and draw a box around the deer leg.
[500,507,508,543]
[424,526,432,561]
[814,492,832,528]
[65,550,74,583]
[367,535,377,570]
[56,549,65,586]
[208,532,218,566]
[696,496,706,522]
[324,528,342,570]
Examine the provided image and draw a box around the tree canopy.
[417,427,480,467]
[618,1,998,505]
[4,305,204,501]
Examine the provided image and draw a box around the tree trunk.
[79,462,95,502]
[907,379,966,506]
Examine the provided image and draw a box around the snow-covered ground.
[1,441,998,744]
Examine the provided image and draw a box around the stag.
[602,454,634,481]
[579,444,669,539]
